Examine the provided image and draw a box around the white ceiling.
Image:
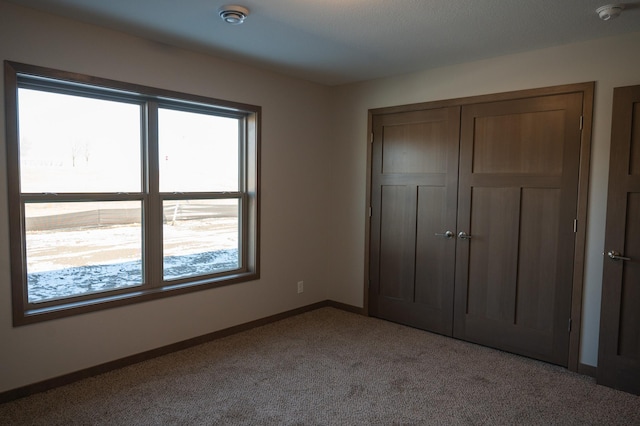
[7,0,640,85]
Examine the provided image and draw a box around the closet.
[368,83,593,367]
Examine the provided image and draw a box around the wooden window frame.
[4,61,261,326]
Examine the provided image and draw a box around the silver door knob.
[606,250,631,261]
[458,231,472,240]
[435,230,454,239]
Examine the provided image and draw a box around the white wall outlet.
[297,281,304,294]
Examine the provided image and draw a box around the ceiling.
[7,0,640,85]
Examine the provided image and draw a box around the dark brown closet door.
[598,85,640,395]
[369,107,460,335]
[453,93,584,366]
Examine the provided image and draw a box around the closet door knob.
[458,231,472,240]
[435,230,454,239]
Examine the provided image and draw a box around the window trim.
[4,61,260,326]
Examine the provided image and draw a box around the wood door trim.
[363,112,373,316]
[569,83,594,372]
[370,82,594,115]
[364,82,594,372]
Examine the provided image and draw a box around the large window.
[5,62,260,325]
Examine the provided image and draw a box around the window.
[4,62,260,325]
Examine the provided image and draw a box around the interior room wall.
[326,30,640,367]
[0,1,332,393]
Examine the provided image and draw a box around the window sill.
[17,271,260,326]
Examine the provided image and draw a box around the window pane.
[159,108,239,192]
[163,199,239,280]
[18,89,141,193]
[25,201,143,303]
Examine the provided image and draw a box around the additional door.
[598,85,640,395]
[369,107,460,335]
[453,93,584,366]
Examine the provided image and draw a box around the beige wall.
[0,1,331,393]
[327,30,640,367]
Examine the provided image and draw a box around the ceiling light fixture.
[219,5,249,25]
[596,4,624,21]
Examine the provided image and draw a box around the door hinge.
[370,132,374,143]
[573,219,578,233]
[568,318,572,332]
[579,116,583,130]
[368,206,372,217]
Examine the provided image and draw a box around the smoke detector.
[596,4,624,20]
[219,5,249,25]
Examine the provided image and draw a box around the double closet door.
[369,88,586,366]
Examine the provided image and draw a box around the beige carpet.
[1,307,639,425]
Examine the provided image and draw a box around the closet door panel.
[415,186,450,308]
[454,93,583,366]
[466,187,520,322]
[378,185,415,301]
[369,107,460,335]
[516,188,561,332]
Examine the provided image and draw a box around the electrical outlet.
[297,281,304,294]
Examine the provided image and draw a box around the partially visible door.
[598,85,640,395]
[369,107,460,335]
[453,93,584,366]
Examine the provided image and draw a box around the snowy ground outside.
[26,214,238,303]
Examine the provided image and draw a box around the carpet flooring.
[1,307,639,425]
